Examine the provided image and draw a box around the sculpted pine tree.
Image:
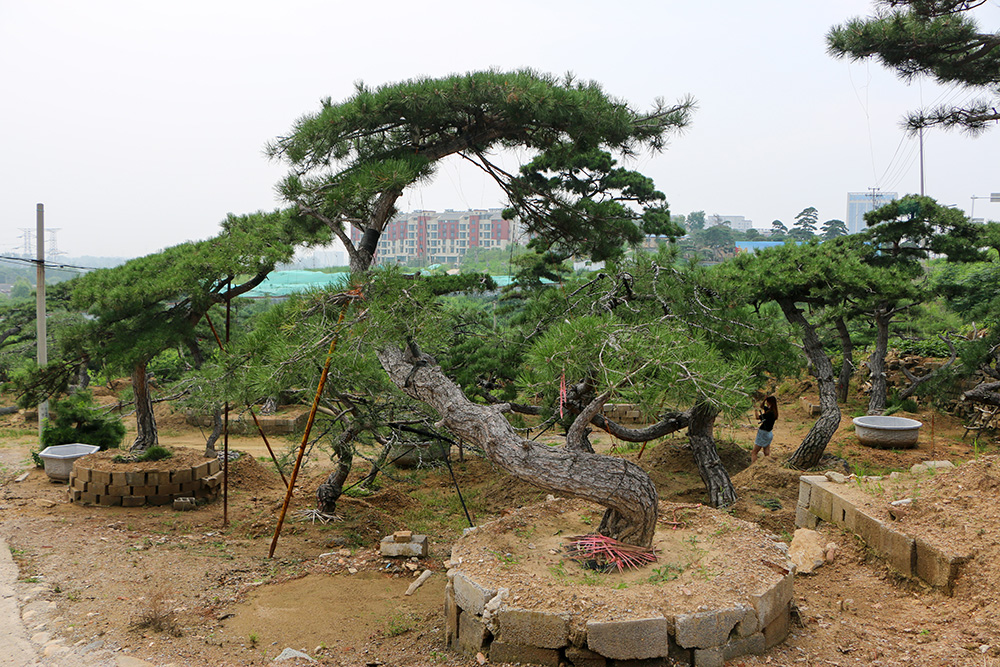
[69,211,305,451]
[829,0,1000,132]
[268,70,692,272]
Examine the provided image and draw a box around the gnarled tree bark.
[687,402,737,508]
[130,361,159,453]
[378,345,659,547]
[780,299,842,470]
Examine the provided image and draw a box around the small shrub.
[131,590,182,637]
[42,390,126,451]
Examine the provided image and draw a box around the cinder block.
[915,538,968,592]
[762,603,790,649]
[444,583,459,648]
[130,485,156,496]
[564,646,607,667]
[797,478,814,507]
[193,461,212,478]
[496,608,570,649]
[723,632,765,660]
[179,481,199,494]
[676,606,755,649]
[795,504,818,529]
[97,495,121,507]
[79,491,99,505]
[74,467,92,483]
[145,472,165,487]
[380,534,428,558]
[883,527,915,576]
[122,496,145,508]
[586,616,671,659]
[452,572,496,616]
[201,473,222,490]
[172,497,196,511]
[106,485,129,497]
[90,469,111,486]
[693,646,724,667]
[458,610,490,656]
[68,489,81,502]
[751,571,793,628]
[207,459,221,475]
[807,481,833,523]
[110,471,127,487]
[853,510,886,553]
[125,471,147,486]
[157,483,181,496]
[88,482,109,496]
[830,494,857,530]
[71,477,88,492]
[489,641,560,667]
[147,495,172,506]
[171,468,193,484]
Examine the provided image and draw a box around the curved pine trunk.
[377,346,658,547]
[780,299,842,470]
[867,304,891,415]
[316,423,360,515]
[835,316,854,404]
[130,361,159,453]
[687,403,736,508]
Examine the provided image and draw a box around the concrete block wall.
[600,404,648,425]
[796,475,970,593]
[67,458,222,507]
[445,569,793,667]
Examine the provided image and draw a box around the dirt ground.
[1,387,1000,667]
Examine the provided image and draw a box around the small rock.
[890,499,913,507]
[789,528,826,574]
[34,499,57,509]
[338,548,352,557]
[825,542,839,563]
[274,648,315,662]
[825,471,847,484]
[347,567,358,574]
[476,652,488,665]
[14,472,29,483]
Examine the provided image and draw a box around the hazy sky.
[2,1,998,259]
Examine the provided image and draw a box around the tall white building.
[705,215,753,232]
[847,191,897,235]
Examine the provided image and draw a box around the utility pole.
[918,127,925,196]
[36,204,48,440]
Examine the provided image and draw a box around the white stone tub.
[852,415,922,449]
[38,443,101,481]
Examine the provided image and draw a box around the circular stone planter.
[445,499,794,666]
[853,415,922,449]
[67,449,223,507]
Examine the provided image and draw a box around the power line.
[0,255,98,271]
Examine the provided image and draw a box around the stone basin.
[38,443,101,481]
[853,415,922,449]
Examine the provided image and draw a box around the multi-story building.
[847,191,897,235]
[351,208,524,266]
[705,214,754,232]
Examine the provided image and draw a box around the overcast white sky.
[2,1,998,259]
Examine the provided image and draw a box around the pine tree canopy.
[267,70,694,271]
[828,1,1000,132]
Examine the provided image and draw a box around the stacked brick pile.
[67,458,223,507]
[444,567,793,667]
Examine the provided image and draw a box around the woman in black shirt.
[753,396,778,462]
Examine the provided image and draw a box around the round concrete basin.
[853,415,922,449]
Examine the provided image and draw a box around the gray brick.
[723,632,765,660]
[586,617,671,660]
[830,493,857,530]
[444,583,459,648]
[496,608,569,649]
[489,641,560,667]
[452,572,496,616]
[676,605,753,649]
[762,603,790,649]
[564,646,607,667]
[693,646,724,667]
[807,481,833,523]
[915,537,969,593]
[379,534,428,558]
[795,504,818,529]
[751,571,794,628]
[458,610,490,656]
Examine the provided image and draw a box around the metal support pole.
[35,204,48,440]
